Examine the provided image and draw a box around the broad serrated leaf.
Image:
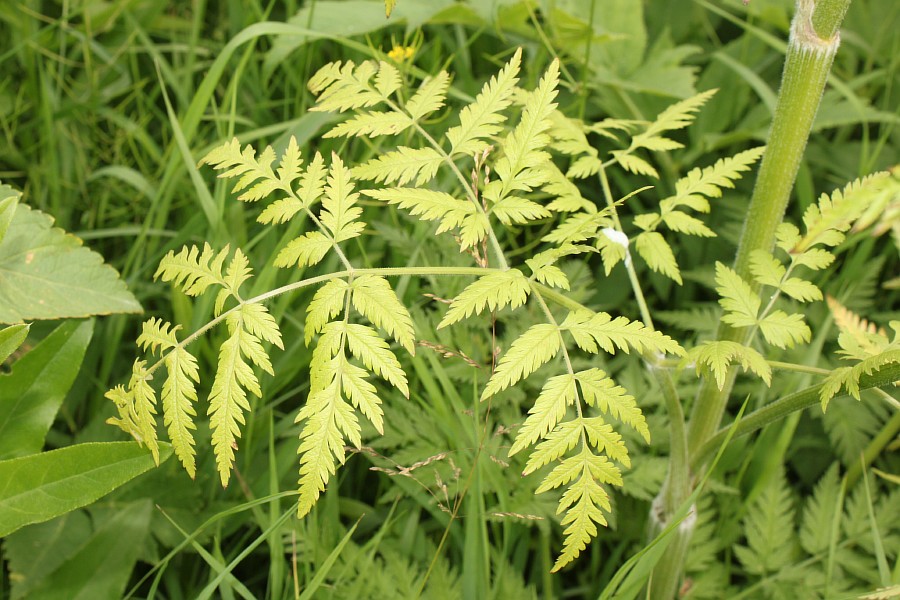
[405,71,450,121]
[343,323,409,398]
[481,324,561,400]
[459,213,491,250]
[758,310,811,349]
[351,275,415,354]
[562,310,683,357]
[0,201,141,323]
[438,269,530,328]
[684,340,772,390]
[635,231,681,284]
[780,278,822,302]
[716,262,760,328]
[447,48,521,156]
[363,188,474,233]
[575,368,649,442]
[510,374,576,455]
[352,146,443,186]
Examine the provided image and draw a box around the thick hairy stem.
[649,2,850,598]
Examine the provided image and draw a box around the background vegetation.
[1,0,898,597]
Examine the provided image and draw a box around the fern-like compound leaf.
[562,310,684,357]
[522,420,582,475]
[136,317,180,356]
[635,231,681,284]
[238,302,283,349]
[163,346,200,477]
[309,60,388,113]
[827,296,891,361]
[208,313,265,487]
[343,323,409,398]
[129,360,160,465]
[320,153,365,243]
[663,146,765,212]
[352,146,443,186]
[684,340,772,390]
[538,447,621,572]
[489,197,552,225]
[575,368,649,442]
[136,318,200,476]
[105,361,161,465]
[820,349,900,409]
[324,111,412,139]
[481,324,561,400]
[405,71,450,121]
[306,279,350,345]
[362,188,475,234]
[438,269,531,328]
[336,353,384,434]
[582,417,630,467]
[297,345,350,517]
[795,173,890,253]
[715,262,760,329]
[758,310,811,349]
[509,373,577,455]
[350,275,416,354]
[733,470,796,575]
[275,232,333,269]
[487,59,559,202]
[447,47,522,156]
[156,243,229,297]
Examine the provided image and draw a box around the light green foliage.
[439,270,530,328]
[137,318,199,477]
[684,340,771,390]
[103,47,898,581]
[716,262,811,349]
[447,48,521,156]
[490,308,679,570]
[610,89,717,179]
[632,147,766,283]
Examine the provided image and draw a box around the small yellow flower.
[387,45,415,62]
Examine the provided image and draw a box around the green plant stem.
[692,361,900,469]
[686,0,845,458]
[651,2,850,597]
